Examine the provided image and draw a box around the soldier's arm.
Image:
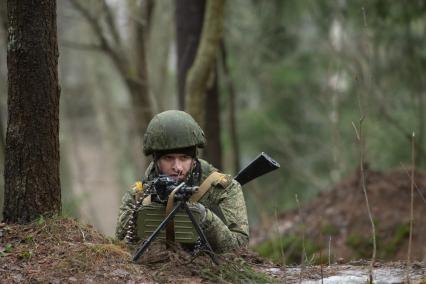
[202,180,249,252]
[115,190,136,240]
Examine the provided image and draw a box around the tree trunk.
[175,0,206,109]
[185,0,225,129]
[4,0,61,223]
[127,0,155,137]
[204,65,222,169]
[220,41,240,173]
[0,1,6,31]
[176,0,224,168]
[0,0,7,221]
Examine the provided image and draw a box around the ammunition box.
[136,202,201,243]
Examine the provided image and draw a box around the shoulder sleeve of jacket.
[115,184,138,240]
[211,173,233,189]
[198,158,232,189]
[201,180,249,252]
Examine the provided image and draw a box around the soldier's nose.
[172,159,183,172]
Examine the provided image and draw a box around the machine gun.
[132,152,280,262]
[143,175,199,204]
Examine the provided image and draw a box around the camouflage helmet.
[143,110,206,155]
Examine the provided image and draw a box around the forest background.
[0,0,425,240]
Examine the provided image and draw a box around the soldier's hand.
[191,202,206,223]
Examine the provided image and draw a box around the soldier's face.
[157,153,194,181]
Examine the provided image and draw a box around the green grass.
[254,234,320,265]
[199,258,274,283]
[346,222,410,259]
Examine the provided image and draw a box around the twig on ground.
[328,236,332,267]
[80,228,86,242]
[275,208,287,284]
[400,162,426,206]
[319,219,324,284]
[406,132,415,283]
[295,194,305,284]
[352,116,376,284]
[354,11,376,278]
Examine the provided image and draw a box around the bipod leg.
[132,201,183,262]
[183,202,219,265]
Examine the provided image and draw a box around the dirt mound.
[0,217,276,283]
[1,216,424,283]
[251,167,426,263]
[0,217,151,283]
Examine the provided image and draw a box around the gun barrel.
[234,152,280,186]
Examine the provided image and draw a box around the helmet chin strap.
[153,161,161,177]
[185,158,201,186]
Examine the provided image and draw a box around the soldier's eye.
[162,156,173,162]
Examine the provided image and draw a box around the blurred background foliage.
[225,0,426,224]
[0,0,425,235]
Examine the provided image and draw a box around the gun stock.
[234,152,280,186]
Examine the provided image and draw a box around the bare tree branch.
[60,40,103,51]
[101,0,121,45]
[143,0,154,38]
[60,39,144,89]
[68,0,125,76]
[68,0,153,143]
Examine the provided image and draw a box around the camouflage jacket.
[115,159,249,253]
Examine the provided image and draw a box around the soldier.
[115,110,249,252]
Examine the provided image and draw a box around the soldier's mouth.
[170,174,183,181]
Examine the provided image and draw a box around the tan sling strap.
[164,171,226,243]
[165,186,182,243]
[190,171,225,203]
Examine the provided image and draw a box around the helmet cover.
[143,110,206,155]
